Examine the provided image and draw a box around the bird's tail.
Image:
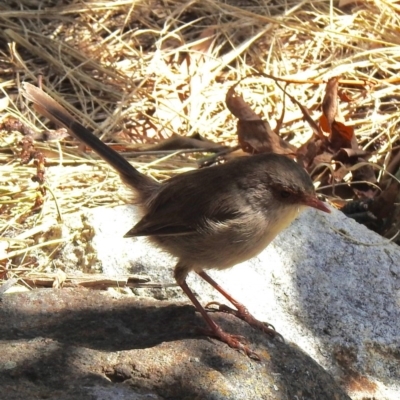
[22,82,158,201]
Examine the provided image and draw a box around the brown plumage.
[23,82,330,359]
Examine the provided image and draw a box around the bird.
[22,82,330,359]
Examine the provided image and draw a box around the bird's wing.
[125,167,244,237]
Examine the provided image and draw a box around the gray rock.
[0,288,350,400]
[79,204,400,400]
[4,203,399,399]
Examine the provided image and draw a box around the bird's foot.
[197,326,260,360]
[205,301,284,342]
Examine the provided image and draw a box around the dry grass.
[1,0,400,284]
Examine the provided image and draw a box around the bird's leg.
[178,279,260,360]
[197,271,282,341]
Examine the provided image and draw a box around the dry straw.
[1,0,399,285]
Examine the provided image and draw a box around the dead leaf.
[319,78,356,151]
[330,120,355,149]
[319,114,331,135]
[351,163,377,187]
[322,77,339,127]
[226,85,295,154]
[297,139,326,169]
[332,148,370,163]
[338,90,355,103]
[372,181,400,241]
[226,86,259,121]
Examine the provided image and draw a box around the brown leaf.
[368,181,398,220]
[226,85,295,154]
[329,120,355,150]
[332,148,369,163]
[226,86,259,121]
[386,148,400,176]
[322,77,340,126]
[319,114,331,135]
[338,90,355,103]
[237,120,295,154]
[351,162,377,187]
[332,164,351,184]
[313,151,335,167]
[297,139,325,169]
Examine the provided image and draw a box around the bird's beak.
[304,195,331,213]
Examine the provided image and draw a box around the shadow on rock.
[0,288,350,400]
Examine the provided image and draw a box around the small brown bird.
[23,82,330,359]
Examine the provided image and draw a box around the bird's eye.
[280,190,291,198]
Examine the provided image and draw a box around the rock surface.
[0,288,350,400]
[2,203,399,399]
[78,205,400,400]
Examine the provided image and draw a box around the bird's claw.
[205,301,283,341]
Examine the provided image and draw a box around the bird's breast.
[152,204,303,272]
